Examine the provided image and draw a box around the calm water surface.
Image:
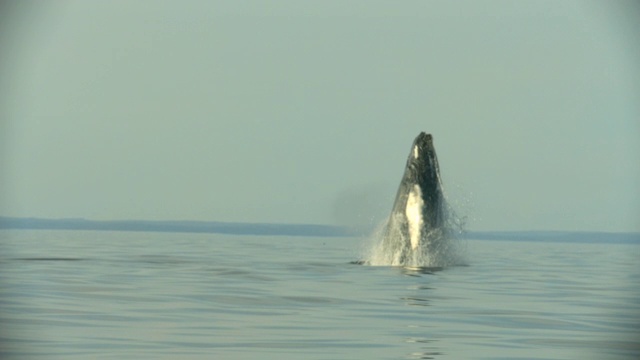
[1,230,639,359]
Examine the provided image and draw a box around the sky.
[1,1,639,232]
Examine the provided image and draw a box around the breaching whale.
[378,132,450,266]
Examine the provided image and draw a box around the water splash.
[362,203,467,268]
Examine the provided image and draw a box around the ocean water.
[1,229,639,359]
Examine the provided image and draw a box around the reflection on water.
[401,280,434,308]
[401,266,444,276]
[0,230,639,360]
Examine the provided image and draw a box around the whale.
[379,132,450,265]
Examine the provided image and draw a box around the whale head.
[404,133,441,191]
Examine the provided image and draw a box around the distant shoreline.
[0,216,352,237]
[1,217,638,243]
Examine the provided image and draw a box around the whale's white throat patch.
[405,184,424,250]
[413,145,419,158]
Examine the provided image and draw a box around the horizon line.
[0,216,638,243]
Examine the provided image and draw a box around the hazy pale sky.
[1,1,639,232]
